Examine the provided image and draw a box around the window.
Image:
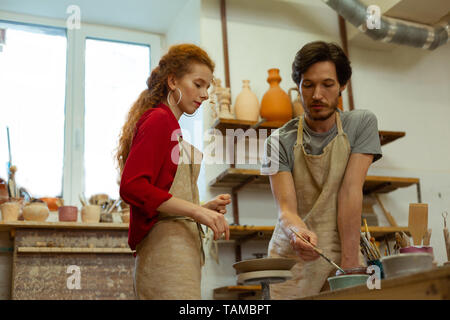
[84,38,150,199]
[0,22,66,197]
[0,15,161,205]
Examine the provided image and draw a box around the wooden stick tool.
[290,227,345,274]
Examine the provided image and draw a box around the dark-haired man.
[261,41,382,299]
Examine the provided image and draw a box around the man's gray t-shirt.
[261,109,382,175]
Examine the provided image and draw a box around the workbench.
[0,221,134,300]
[302,266,450,300]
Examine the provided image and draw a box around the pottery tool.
[360,238,375,261]
[401,231,411,247]
[6,126,12,171]
[363,218,371,240]
[443,211,450,261]
[106,198,121,214]
[384,236,391,255]
[361,232,378,259]
[79,194,87,207]
[422,229,432,246]
[408,203,428,246]
[290,228,345,274]
[370,237,382,258]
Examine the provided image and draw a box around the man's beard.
[306,97,339,121]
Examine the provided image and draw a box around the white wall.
[199,0,450,299]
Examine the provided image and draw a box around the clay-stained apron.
[134,136,205,299]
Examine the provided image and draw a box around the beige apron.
[134,137,205,300]
[268,112,362,299]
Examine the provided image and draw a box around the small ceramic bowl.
[399,246,433,255]
[327,274,370,291]
[335,266,367,276]
[381,253,433,279]
[23,202,49,221]
[58,206,78,222]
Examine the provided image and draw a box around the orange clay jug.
[260,68,292,124]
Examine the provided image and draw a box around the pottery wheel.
[233,257,296,273]
[237,270,293,285]
[237,270,293,300]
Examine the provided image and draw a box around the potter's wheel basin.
[233,258,297,274]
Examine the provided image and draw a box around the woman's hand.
[193,207,230,241]
[202,194,231,214]
[157,196,230,240]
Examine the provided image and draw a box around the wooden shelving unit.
[228,225,409,243]
[0,220,128,233]
[209,168,421,202]
[211,118,406,147]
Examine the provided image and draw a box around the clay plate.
[233,258,297,273]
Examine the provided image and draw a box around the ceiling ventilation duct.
[322,0,450,50]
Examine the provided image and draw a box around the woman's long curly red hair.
[116,44,215,174]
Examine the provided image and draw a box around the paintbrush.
[290,227,346,274]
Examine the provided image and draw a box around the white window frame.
[0,10,162,205]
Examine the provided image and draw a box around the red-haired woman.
[117,44,231,300]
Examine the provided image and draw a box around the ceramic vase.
[338,95,344,111]
[0,202,20,221]
[22,202,49,222]
[260,68,292,123]
[234,80,260,122]
[288,87,304,118]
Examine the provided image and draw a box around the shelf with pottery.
[211,117,405,147]
[16,246,132,254]
[226,225,409,243]
[0,220,129,233]
[209,168,420,197]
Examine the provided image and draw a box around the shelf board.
[209,168,419,195]
[228,225,409,242]
[210,118,405,146]
[229,225,274,241]
[0,221,128,232]
[213,285,261,300]
[17,247,132,254]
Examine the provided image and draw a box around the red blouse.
[120,103,181,252]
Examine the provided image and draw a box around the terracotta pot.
[58,206,78,222]
[338,95,344,111]
[260,68,292,123]
[234,80,260,122]
[40,197,64,211]
[0,178,9,203]
[81,205,101,223]
[0,201,20,222]
[22,202,49,222]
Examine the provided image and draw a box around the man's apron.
[268,112,361,299]
[134,137,205,300]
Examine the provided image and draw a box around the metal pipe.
[322,0,450,50]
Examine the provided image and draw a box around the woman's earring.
[167,88,182,107]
